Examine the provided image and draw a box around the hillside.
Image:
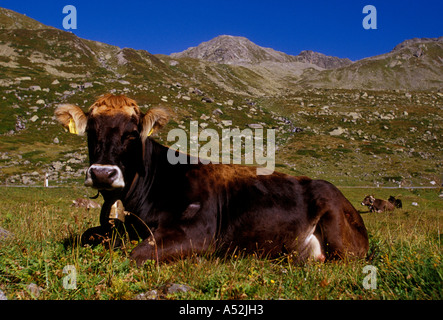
[0,7,442,189]
[300,37,443,90]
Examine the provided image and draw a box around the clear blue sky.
[1,0,442,61]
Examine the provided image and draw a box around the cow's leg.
[317,207,368,260]
[130,227,211,267]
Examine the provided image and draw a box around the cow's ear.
[54,104,87,135]
[141,107,170,141]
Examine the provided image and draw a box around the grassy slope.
[0,186,441,300]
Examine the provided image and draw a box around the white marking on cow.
[84,164,125,189]
[304,226,325,262]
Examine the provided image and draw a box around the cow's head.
[361,195,375,206]
[55,94,169,192]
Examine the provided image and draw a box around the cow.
[361,195,395,213]
[388,196,403,209]
[55,94,369,266]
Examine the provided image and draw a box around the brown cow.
[361,195,395,213]
[55,94,369,266]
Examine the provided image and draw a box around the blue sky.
[1,0,442,61]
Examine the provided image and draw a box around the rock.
[0,226,14,241]
[29,85,41,91]
[16,76,32,81]
[405,92,412,99]
[53,137,59,144]
[347,112,361,120]
[200,114,210,121]
[134,290,158,300]
[201,97,214,103]
[226,99,234,106]
[181,95,191,101]
[329,127,345,136]
[51,161,64,171]
[22,176,35,185]
[413,47,424,58]
[212,108,223,116]
[191,88,204,96]
[30,115,39,122]
[27,283,43,298]
[51,79,60,85]
[221,120,232,126]
[166,283,192,295]
[36,99,45,105]
[248,123,263,129]
[169,60,179,66]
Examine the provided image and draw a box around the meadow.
[0,186,441,300]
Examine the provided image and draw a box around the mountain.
[294,50,352,69]
[0,7,54,30]
[0,7,441,189]
[171,35,352,70]
[300,37,443,90]
[171,34,443,91]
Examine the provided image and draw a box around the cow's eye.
[122,131,139,143]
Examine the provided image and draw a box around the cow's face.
[361,195,375,206]
[55,94,169,192]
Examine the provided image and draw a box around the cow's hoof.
[80,226,110,246]
[129,250,148,267]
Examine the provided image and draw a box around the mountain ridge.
[171,35,352,70]
[0,6,442,93]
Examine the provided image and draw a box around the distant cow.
[361,195,395,213]
[388,196,403,209]
[55,94,369,266]
[71,198,101,209]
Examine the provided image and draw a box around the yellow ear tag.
[147,128,154,137]
[68,118,78,135]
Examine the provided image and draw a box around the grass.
[0,186,441,300]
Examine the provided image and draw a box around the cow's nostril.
[108,168,118,179]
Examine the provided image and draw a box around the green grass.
[0,186,441,300]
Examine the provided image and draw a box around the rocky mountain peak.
[0,7,54,30]
[171,35,295,65]
[171,34,352,70]
[295,50,352,69]
[392,37,443,51]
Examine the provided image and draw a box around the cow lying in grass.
[361,195,395,213]
[55,93,369,266]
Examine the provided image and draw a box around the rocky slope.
[0,7,441,187]
[300,37,443,90]
[171,34,352,69]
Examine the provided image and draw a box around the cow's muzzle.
[84,164,125,190]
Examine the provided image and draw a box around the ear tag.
[68,118,78,135]
[147,128,154,137]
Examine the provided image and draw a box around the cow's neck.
[122,139,171,212]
